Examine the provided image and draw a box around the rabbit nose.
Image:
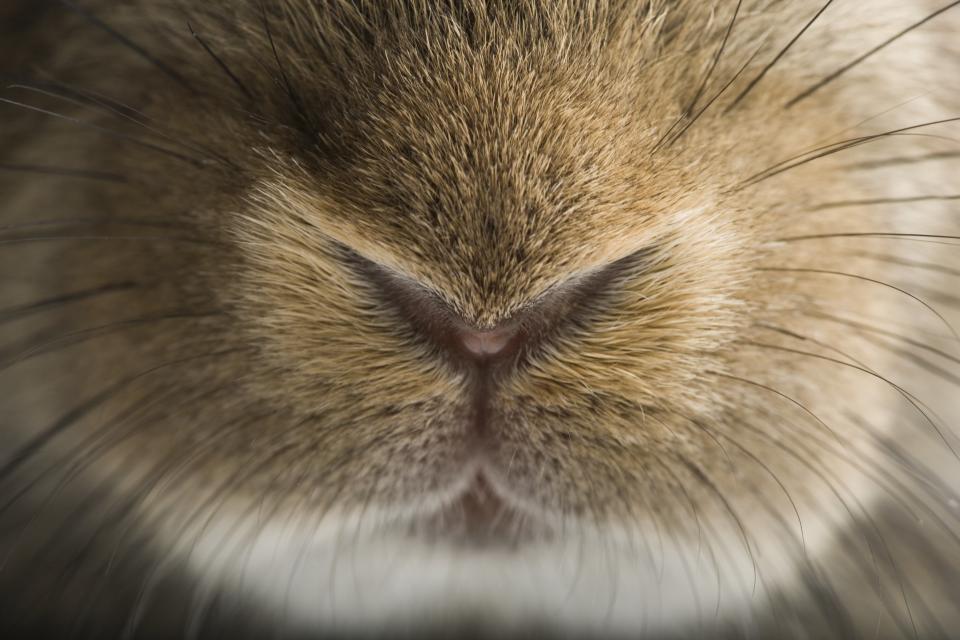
[458,326,518,358]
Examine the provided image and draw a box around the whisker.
[756,267,960,342]
[260,3,314,137]
[0,282,139,327]
[180,430,326,637]
[0,383,187,530]
[803,309,960,367]
[708,370,840,442]
[846,413,960,518]
[0,233,221,247]
[686,1,743,116]
[757,322,888,372]
[58,0,197,94]
[902,282,960,311]
[687,416,807,550]
[659,41,765,155]
[0,310,223,375]
[723,0,836,114]
[187,22,256,103]
[787,0,960,108]
[842,151,960,171]
[739,331,960,541]
[0,218,192,233]
[0,347,231,484]
[676,457,759,596]
[0,97,206,167]
[650,0,742,153]
[122,437,312,640]
[641,457,715,617]
[90,399,277,583]
[7,82,237,169]
[847,250,960,278]
[728,411,926,637]
[774,232,960,245]
[15,377,260,583]
[740,116,960,187]
[742,341,960,457]
[0,364,247,544]
[0,163,128,183]
[808,92,933,151]
[801,302,954,343]
[0,98,206,168]
[859,330,960,387]
[808,195,960,211]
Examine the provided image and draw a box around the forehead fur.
[193,0,764,325]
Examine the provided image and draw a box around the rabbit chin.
[159,473,848,637]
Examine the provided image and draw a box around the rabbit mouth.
[409,466,555,549]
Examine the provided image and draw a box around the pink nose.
[459,326,517,358]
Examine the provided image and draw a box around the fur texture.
[2,1,960,637]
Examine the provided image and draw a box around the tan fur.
[2,1,960,637]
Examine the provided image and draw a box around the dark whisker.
[803,310,960,367]
[0,282,139,327]
[846,413,960,517]
[860,331,960,387]
[743,341,960,458]
[650,0,742,153]
[842,151,960,171]
[7,82,237,170]
[686,0,743,116]
[49,391,273,594]
[745,132,958,190]
[676,457,759,594]
[724,0,836,114]
[845,251,960,279]
[0,233,222,248]
[808,195,960,211]
[787,0,960,108]
[774,403,953,544]
[9,82,156,131]
[708,370,840,441]
[0,370,236,529]
[741,330,960,543]
[260,3,314,137]
[0,218,192,233]
[729,409,934,637]
[58,0,197,94]
[754,323,872,369]
[775,232,960,245]
[739,116,960,187]
[122,438,311,639]
[900,282,960,311]
[659,41,765,154]
[11,373,254,573]
[0,310,223,375]
[0,163,128,183]
[757,267,960,342]
[0,97,207,167]
[187,22,256,103]
[0,348,230,484]
[707,425,807,549]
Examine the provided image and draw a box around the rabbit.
[2,1,960,637]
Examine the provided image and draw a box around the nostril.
[458,326,518,358]
[345,240,646,365]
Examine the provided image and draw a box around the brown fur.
[2,1,960,637]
